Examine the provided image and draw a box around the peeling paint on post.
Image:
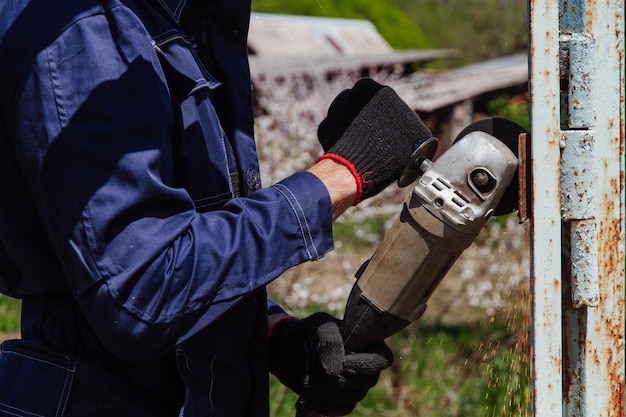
[529,0,563,415]
[560,131,599,308]
[560,131,595,219]
[569,219,599,307]
[530,0,625,416]
[568,33,596,128]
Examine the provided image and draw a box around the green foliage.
[251,0,430,49]
[487,96,530,132]
[270,318,530,417]
[332,217,390,251]
[252,0,528,65]
[392,0,528,64]
[0,294,21,334]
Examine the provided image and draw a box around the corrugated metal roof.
[391,54,528,112]
[248,13,393,56]
[248,49,458,77]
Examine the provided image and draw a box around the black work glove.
[317,78,434,204]
[268,312,393,416]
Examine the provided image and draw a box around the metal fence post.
[529,0,625,416]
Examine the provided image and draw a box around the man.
[0,0,433,416]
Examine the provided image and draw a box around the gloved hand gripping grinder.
[297,118,525,417]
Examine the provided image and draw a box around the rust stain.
[585,0,598,33]
[608,344,625,414]
[610,178,618,189]
[606,195,616,214]
[593,347,602,366]
[608,118,616,129]
[599,216,623,276]
[518,132,532,223]
[598,169,625,415]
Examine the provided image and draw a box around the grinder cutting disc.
[454,117,526,216]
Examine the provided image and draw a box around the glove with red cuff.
[317,78,434,204]
[268,312,393,416]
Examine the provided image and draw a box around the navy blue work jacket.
[0,0,334,416]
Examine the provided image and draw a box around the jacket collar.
[154,0,187,22]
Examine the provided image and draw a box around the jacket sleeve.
[5,7,334,360]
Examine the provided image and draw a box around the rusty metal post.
[528,0,625,416]
[528,0,563,414]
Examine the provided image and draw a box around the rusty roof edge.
[390,54,529,112]
[248,49,459,76]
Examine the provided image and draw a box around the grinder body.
[341,129,518,351]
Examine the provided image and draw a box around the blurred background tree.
[251,0,528,64]
[251,0,431,49]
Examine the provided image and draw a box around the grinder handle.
[295,284,410,417]
[295,408,323,417]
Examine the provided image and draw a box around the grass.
[0,295,20,335]
[269,299,530,417]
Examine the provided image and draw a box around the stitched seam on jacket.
[56,360,76,417]
[0,402,44,417]
[272,184,319,260]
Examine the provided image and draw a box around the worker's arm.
[307,159,357,221]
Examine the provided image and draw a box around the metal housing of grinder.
[341,117,524,352]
